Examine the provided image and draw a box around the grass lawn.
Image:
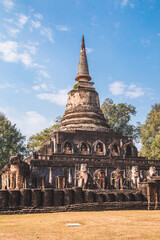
[0,210,160,240]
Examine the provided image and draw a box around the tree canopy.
[27,116,62,152]
[140,104,160,159]
[101,98,141,142]
[0,113,27,169]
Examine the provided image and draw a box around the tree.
[0,113,27,169]
[101,98,141,141]
[27,116,62,152]
[140,104,160,159]
[73,82,78,89]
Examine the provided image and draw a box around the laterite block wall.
[0,188,146,212]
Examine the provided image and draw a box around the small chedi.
[0,36,160,213]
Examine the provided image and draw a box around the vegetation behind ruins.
[140,103,160,159]
[27,116,62,153]
[1,101,160,169]
[26,98,141,153]
[0,113,27,169]
[101,98,141,142]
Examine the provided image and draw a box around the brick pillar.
[42,177,45,189]
[147,182,156,210]
[49,167,53,184]
[10,174,14,189]
[120,178,123,190]
[54,135,57,153]
[155,181,160,210]
[16,172,19,189]
[7,171,9,189]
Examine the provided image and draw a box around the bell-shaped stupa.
[59,36,110,131]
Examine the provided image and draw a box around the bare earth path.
[0,210,160,240]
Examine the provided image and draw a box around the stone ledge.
[0,201,148,215]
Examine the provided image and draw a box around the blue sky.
[0,0,160,144]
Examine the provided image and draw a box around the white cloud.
[0,32,6,40]
[19,52,32,67]
[1,0,14,11]
[56,25,70,32]
[16,14,28,29]
[30,20,41,29]
[34,13,43,20]
[36,89,68,106]
[0,82,15,89]
[0,107,50,137]
[121,0,134,8]
[130,3,134,8]
[39,70,50,78]
[0,41,19,63]
[109,81,126,95]
[0,107,7,115]
[32,85,41,91]
[40,84,49,91]
[86,48,93,54]
[24,111,48,135]
[12,111,49,137]
[32,83,49,91]
[4,14,28,37]
[121,0,129,7]
[4,18,14,24]
[24,43,37,55]
[0,40,37,67]
[126,87,144,98]
[109,81,145,98]
[40,27,54,43]
[5,26,20,37]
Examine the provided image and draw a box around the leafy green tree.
[101,98,141,141]
[0,113,27,169]
[140,104,160,159]
[73,82,78,89]
[27,116,62,152]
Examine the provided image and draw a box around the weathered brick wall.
[0,187,146,213]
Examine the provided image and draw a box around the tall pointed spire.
[59,35,109,132]
[75,35,91,81]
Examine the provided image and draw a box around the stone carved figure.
[9,154,21,164]
[112,144,119,156]
[93,169,105,189]
[108,142,120,157]
[81,142,89,154]
[96,142,104,155]
[64,142,72,154]
[110,168,123,189]
[81,143,87,152]
[131,166,140,188]
[76,164,88,189]
[146,166,158,180]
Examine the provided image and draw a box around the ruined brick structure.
[0,36,160,212]
[1,154,29,190]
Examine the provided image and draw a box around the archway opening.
[64,142,72,154]
[81,143,88,154]
[126,145,132,157]
[112,144,119,156]
[96,143,103,155]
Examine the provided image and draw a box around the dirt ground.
[0,210,160,240]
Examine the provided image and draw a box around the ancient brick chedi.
[1,36,160,209]
[60,35,109,132]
